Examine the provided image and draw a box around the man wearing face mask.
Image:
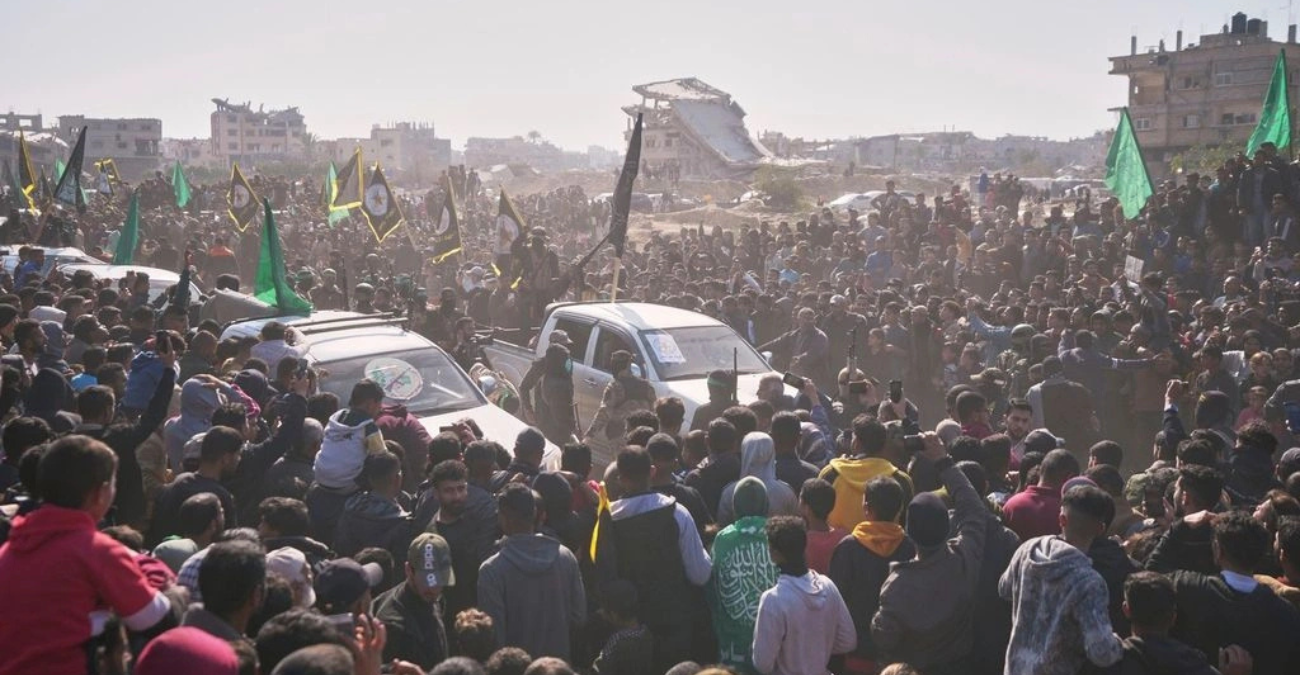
[525,343,576,445]
[518,230,561,328]
[520,331,574,429]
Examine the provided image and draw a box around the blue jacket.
[123,350,170,411]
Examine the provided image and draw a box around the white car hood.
[416,403,560,470]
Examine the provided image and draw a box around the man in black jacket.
[1168,511,1300,674]
[372,532,452,670]
[263,418,324,502]
[73,345,175,528]
[684,417,739,519]
[1146,465,1224,576]
[333,450,413,560]
[424,459,498,631]
[213,374,310,526]
[595,446,712,673]
[647,433,712,536]
[1115,571,1251,675]
[827,474,914,675]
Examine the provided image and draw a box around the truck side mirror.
[761,351,774,362]
[630,363,643,378]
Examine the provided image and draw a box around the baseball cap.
[408,532,455,589]
[313,558,382,612]
[549,329,573,347]
[266,547,315,609]
[1024,429,1064,455]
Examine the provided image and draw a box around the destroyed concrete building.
[623,78,772,179]
[0,114,71,179]
[1110,12,1300,178]
[209,98,308,166]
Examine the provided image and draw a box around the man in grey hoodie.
[999,483,1124,675]
[751,515,856,675]
[477,482,586,661]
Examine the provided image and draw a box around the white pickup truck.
[221,310,560,467]
[483,302,783,458]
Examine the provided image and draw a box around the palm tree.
[526,130,543,145]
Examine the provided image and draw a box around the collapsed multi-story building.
[622,78,772,179]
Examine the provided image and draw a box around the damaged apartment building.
[623,78,773,179]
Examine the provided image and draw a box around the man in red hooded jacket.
[0,436,174,675]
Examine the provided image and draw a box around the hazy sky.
[6,1,1284,150]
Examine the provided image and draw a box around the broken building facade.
[623,78,772,179]
[209,98,308,166]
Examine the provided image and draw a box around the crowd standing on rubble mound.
[8,148,1300,675]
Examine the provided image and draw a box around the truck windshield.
[639,327,770,381]
[316,348,485,415]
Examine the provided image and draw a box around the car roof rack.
[290,312,398,329]
[296,316,408,336]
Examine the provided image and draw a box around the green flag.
[1104,108,1153,220]
[172,160,191,209]
[324,163,347,226]
[113,191,140,265]
[254,199,313,315]
[1247,50,1292,158]
[54,159,66,182]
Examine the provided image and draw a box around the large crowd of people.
[2,142,1300,675]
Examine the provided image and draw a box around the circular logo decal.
[363,357,424,401]
[434,209,451,236]
[494,214,518,252]
[365,184,389,216]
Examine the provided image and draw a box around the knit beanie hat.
[732,476,769,519]
[906,492,950,549]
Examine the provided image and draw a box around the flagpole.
[1286,50,1294,161]
[609,256,622,303]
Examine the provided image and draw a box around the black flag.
[37,168,52,202]
[333,148,363,209]
[362,165,404,242]
[429,187,462,264]
[227,163,260,232]
[494,188,526,283]
[608,113,643,257]
[53,126,87,210]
